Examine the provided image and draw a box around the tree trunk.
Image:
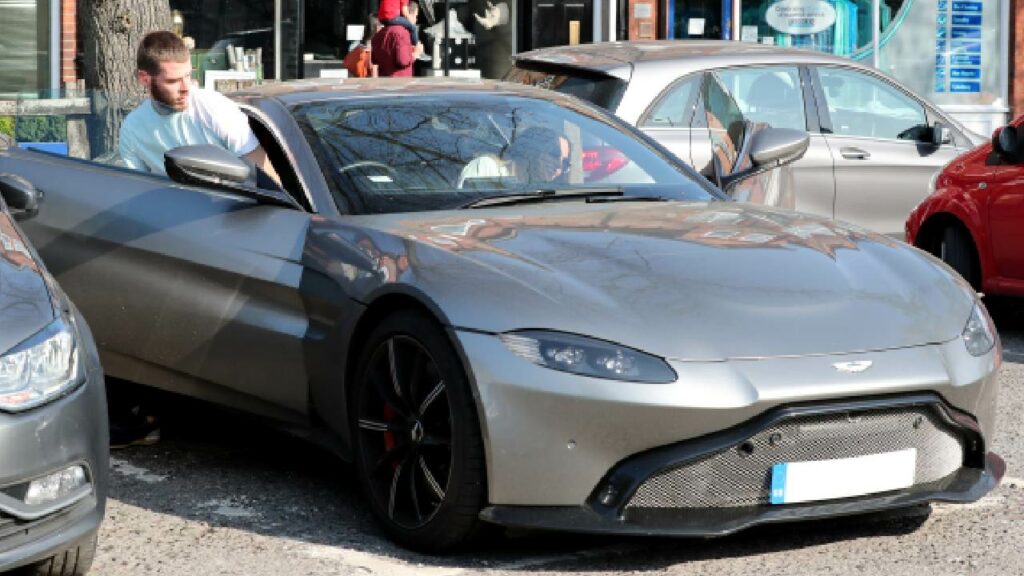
[79,0,172,157]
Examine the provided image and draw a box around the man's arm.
[243,145,282,188]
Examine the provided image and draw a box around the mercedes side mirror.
[992,125,1020,163]
[165,145,300,210]
[721,128,810,192]
[0,173,42,221]
[930,122,952,146]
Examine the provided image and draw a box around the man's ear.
[137,69,152,89]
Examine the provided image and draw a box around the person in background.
[378,0,421,52]
[372,0,423,77]
[344,16,382,78]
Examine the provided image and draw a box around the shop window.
[817,66,925,141]
[0,0,51,96]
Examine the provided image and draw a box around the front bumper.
[481,452,1003,535]
[454,329,1000,511]
[0,312,108,572]
[479,394,1003,535]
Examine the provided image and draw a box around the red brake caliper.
[382,403,397,468]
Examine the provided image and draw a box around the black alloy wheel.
[353,309,485,552]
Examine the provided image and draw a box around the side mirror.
[165,145,301,210]
[165,144,252,186]
[721,127,810,192]
[0,173,42,221]
[930,122,952,146]
[993,125,1019,162]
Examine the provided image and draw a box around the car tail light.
[582,146,629,181]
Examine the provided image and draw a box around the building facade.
[0,0,1017,133]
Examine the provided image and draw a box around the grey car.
[0,79,1002,552]
[506,41,987,237]
[0,174,108,574]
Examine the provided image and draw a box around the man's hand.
[413,42,424,57]
[244,145,282,188]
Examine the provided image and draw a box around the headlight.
[499,330,677,383]
[962,303,996,357]
[0,317,81,412]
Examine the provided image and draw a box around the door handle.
[840,147,871,160]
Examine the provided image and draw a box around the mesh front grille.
[627,407,965,509]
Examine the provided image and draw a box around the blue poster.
[951,1,982,12]
[951,27,981,39]
[950,81,981,93]
[950,68,981,79]
[952,40,982,52]
[951,54,981,66]
[952,14,982,26]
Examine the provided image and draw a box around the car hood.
[0,215,54,355]
[332,201,973,361]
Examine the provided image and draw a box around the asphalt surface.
[90,303,1024,576]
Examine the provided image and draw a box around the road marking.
[1001,475,1024,487]
[198,498,260,519]
[490,542,645,571]
[298,545,465,576]
[109,457,167,484]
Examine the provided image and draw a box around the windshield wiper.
[459,187,623,209]
[585,195,671,204]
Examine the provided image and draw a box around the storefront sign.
[935,0,982,93]
[765,0,836,35]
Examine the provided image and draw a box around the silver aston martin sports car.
[0,79,1002,552]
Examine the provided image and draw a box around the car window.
[817,67,927,141]
[641,74,703,129]
[703,73,746,177]
[503,64,628,111]
[711,66,806,131]
[292,94,717,214]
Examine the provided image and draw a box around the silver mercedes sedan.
[506,41,987,238]
[1,78,1002,552]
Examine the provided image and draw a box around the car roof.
[513,40,870,78]
[230,77,578,107]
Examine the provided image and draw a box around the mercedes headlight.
[0,317,81,412]
[962,303,996,357]
[499,331,677,383]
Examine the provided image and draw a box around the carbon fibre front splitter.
[479,452,1004,537]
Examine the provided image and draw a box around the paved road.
[92,305,1024,576]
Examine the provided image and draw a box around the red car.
[906,116,1024,296]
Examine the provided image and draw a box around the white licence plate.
[769,448,917,505]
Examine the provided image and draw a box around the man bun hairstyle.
[137,31,190,75]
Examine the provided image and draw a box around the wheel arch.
[337,288,492,488]
[915,211,984,288]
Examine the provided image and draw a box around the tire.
[939,225,980,290]
[19,533,97,576]
[351,309,486,552]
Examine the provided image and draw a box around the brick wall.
[60,0,77,87]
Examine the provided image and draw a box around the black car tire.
[19,533,97,576]
[940,225,980,290]
[352,309,486,552]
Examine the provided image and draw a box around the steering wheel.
[336,160,399,179]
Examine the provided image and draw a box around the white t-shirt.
[118,89,259,176]
[457,155,512,188]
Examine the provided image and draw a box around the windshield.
[293,93,716,214]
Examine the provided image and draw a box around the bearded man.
[118,31,279,184]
